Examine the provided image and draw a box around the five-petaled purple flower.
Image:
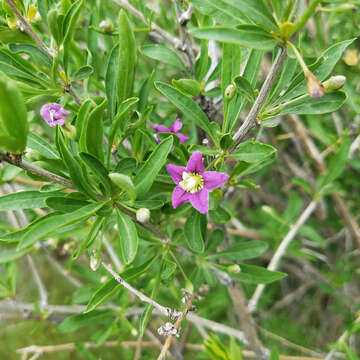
[40,103,70,128]
[166,151,229,214]
[154,119,188,145]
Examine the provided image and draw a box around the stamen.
[179,172,204,193]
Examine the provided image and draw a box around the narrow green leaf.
[18,202,105,250]
[80,152,112,197]
[228,264,287,284]
[0,73,28,153]
[0,248,31,264]
[72,65,93,81]
[105,44,119,120]
[117,9,136,104]
[109,173,136,203]
[46,197,90,213]
[27,132,59,159]
[207,241,268,261]
[190,0,248,26]
[184,210,205,253]
[0,191,63,211]
[154,82,218,145]
[75,99,92,141]
[233,75,256,102]
[116,209,138,265]
[57,310,113,333]
[141,44,189,74]
[79,98,107,162]
[280,92,347,115]
[133,136,173,196]
[190,25,278,50]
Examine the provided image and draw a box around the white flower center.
[179,172,204,193]
[49,109,56,124]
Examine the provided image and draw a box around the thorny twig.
[231,46,288,148]
[102,262,182,321]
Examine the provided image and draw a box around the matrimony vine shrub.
[0,0,360,359]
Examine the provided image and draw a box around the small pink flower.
[154,119,188,145]
[167,151,229,214]
[40,103,70,128]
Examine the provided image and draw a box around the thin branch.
[3,0,52,58]
[157,293,195,360]
[0,153,74,189]
[248,200,318,313]
[26,255,48,309]
[232,46,287,147]
[103,235,122,272]
[102,262,181,320]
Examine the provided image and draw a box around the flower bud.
[212,188,223,201]
[323,75,346,93]
[90,251,101,271]
[7,17,17,30]
[224,84,236,100]
[99,19,114,33]
[305,70,324,98]
[228,264,241,274]
[344,49,358,66]
[136,208,151,223]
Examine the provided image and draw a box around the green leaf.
[47,8,62,46]
[57,310,113,333]
[207,240,268,261]
[75,99,92,141]
[0,191,63,211]
[189,25,278,50]
[190,0,248,26]
[229,141,277,177]
[72,65,93,81]
[9,43,52,68]
[133,136,173,196]
[0,248,31,264]
[105,44,119,120]
[17,202,105,250]
[233,75,256,102]
[46,197,90,213]
[109,173,136,203]
[141,44,189,74]
[172,78,201,96]
[280,92,347,115]
[56,128,98,200]
[116,209,138,265]
[79,98,107,162]
[226,263,287,284]
[155,82,218,145]
[117,9,136,104]
[209,205,232,224]
[62,0,84,72]
[318,138,351,190]
[0,73,28,153]
[27,132,59,159]
[269,348,280,360]
[184,210,205,253]
[282,39,355,102]
[80,152,112,198]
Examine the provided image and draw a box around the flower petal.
[189,189,209,214]
[153,125,170,133]
[203,171,229,190]
[176,133,188,144]
[40,104,51,123]
[186,151,204,174]
[166,164,186,184]
[172,186,190,208]
[170,119,183,133]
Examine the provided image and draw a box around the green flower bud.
[136,208,150,223]
[323,75,346,93]
[228,264,241,274]
[224,84,236,100]
[99,19,114,33]
[213,188,223,201]
[62,122,77,140]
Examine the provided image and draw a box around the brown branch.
[232,46,288,148]
[157,293,195,360]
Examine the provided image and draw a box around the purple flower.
[40,103,70,128]
[166,151,229,214]
[154,119,188,145]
